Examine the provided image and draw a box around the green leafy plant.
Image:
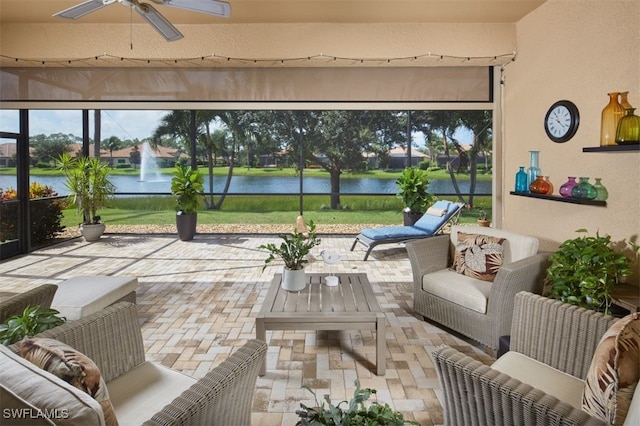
[545,229,638,315]
[295,380,418,426]
[171,164,205,214]
[395,167,435,214]
[0,306,66,345]
[58,153,115,225]
[260,221,320,271]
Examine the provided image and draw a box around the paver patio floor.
[0,232,494,425]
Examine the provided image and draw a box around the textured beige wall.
[0,22,515,65]
[503,0,639,280]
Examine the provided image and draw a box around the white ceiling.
[0,0,546,24]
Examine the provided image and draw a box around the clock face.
[544,100,579,143]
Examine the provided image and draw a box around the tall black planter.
[176,213,197,241]
[403,210,422,226]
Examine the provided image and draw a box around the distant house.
[67,144,180,168]
[365,147,429,170]
[0,143,18,167]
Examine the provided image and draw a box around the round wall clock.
[544,100,580,143]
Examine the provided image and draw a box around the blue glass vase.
[515,166,528,193]
[526,151,541,190]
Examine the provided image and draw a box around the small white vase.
[282,267,306,292]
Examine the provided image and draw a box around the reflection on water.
[0,174,491,195]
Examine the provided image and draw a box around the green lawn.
[61,194,492,228]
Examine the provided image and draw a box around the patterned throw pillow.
[452,232,505,282]
[19,337,119,426]
[582,313,640,426]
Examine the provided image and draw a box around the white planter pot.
[80,223,105,242]
[282,268,306,292]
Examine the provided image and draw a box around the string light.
[1,51,517,67]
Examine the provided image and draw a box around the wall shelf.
[509,191,606,206]
[583,145,639,152]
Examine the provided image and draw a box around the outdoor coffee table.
[256,272,386,376]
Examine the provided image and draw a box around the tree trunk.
[330,170,341,209]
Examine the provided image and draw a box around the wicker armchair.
[4,302,267,426]
[432,291,623,426]
[406,225,549,349]
[0,284,58,323]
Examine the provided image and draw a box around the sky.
[0,110,169,141]
[0,109,472,147]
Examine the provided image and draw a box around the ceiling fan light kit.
[53,0,231,42]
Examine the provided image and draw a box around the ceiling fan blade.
[135,2,184,42]
[156,0,231,18]
[53,0,117,20]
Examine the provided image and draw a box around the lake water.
[0,174,491,196]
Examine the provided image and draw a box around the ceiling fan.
[53,0,231,42]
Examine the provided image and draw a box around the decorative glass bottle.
[615,108,640,145]
[593,178,609,201]
[571,177,597,200]
[559,177,577,198]
[515,166,528,193]
[529,175,550,194]
[600,92,625,146]
[543,176,554,195]
[620,91,633,110]
[526,151,541,190]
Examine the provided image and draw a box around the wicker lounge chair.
[431,291,640,426]
[350,200,464,260]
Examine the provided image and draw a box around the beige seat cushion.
[0,344,105,426]
[107,361,196,425]
[52,276,137,320]
[422,269,491,314]
[492,351,585,409]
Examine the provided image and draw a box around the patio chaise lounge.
[350,200,464,260]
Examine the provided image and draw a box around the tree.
[459,110,492,207]
[102,136,124,166]
[129,145,141,169]
[412,111,466,203]
[31,133,75,165]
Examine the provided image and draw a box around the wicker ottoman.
[51,275,137,320]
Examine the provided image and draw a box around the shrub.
[0,182,66,244]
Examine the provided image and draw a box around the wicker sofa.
[406,225,549,350]
[432,291,640,426]
[0,284,58,323]
[0,302,267,426]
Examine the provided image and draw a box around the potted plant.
[477,208,491,227]
[0,306,66,346]
[395,167,435,226]
[259,221,321,292]
[58,153,115,242]
[545,229,638,315]
[171,163,205,241]
[296,380,419,425]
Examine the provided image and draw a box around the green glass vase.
[593,178,609,201]
[571,177,597,200]
[615,108,640,145]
